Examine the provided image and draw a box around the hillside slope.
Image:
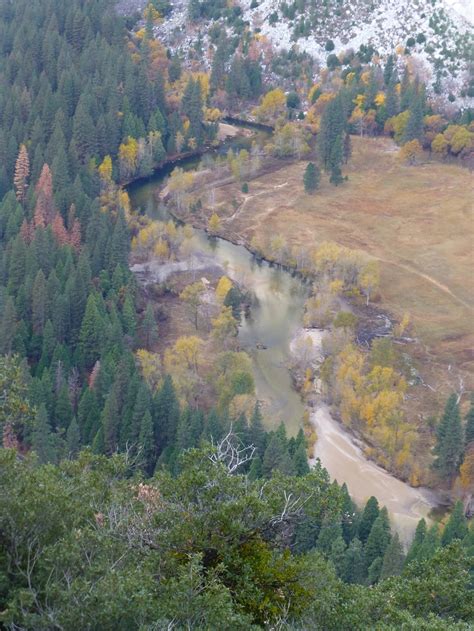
[119,0,473,106]
[240,0,472,104]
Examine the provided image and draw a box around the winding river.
[128,131,439,541]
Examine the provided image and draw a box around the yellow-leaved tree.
[168,167,195,212]
[215,276,233,302]
[164,336,204,402]
[180,281,205,330]
[212,306,238,348]
[255,88,286,122]
[398,139,423,165]
[208,212,221,234]
[98,155,113,183]
[135,349,162,391]
[431,133,449,157]
[358,260,380,306]
[118,137,139,179]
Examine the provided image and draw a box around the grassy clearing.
[203,136,474,403]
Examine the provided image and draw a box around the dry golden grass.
[206,136,474,397]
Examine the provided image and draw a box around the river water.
[130,170,307,435]
[128,133,438,539]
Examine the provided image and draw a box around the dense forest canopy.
[0,0,473,628]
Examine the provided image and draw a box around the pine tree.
[342,537,366,584]
[182,78,204,147]
[317,519,343,556]
[399,66,412,111]
[343,133,352,164]
[365,69,378,109]
[8,235,26,293]
[465,394,474,447]
[277,449,296,476]
[32,404,56,464]
[403,96,424,142]
[340,483,358,543]
[142,303,158,349]
[168,55,182,83]
[122,294,136,337]
[329,135,344,186]
[380,532,404,579]
[176,407,193,452]
[418,524,440,561]
[32,270,47,334]
[433,394,464,481]
[107,211,129,271]
[293,441,310,476]
[405,518,426,565]
[66,417,81,457]
[38,319,56,372]
[233,413,250,446]
[248,455,262,480]
[435,395,457,450]
[329,536,347,576]
[154,375,180,450]
[138,410,155,475]
[55,385,73,430]
[121,381,151,450]
[78,387,100,445]
[92,426,105,454]
[79,294,103,370]
[441,501,468,546]
[0,297,17,355]
[14,144,30,203]
[385,77,399,119]
[303,162,320,193]
[358,496,380,543]
[262,432,287,478]
[367,557,383,584]
[189,409,204,448]
[102,387,120,455]
[249,402,266,457]
[383,54,395,86]
[203,409,225,443]
[72,98,96,162]
[166,111,182,154]
[293,519,319,554]
[210,39,228,92]
[364,508,391,573]
[51,213,69,247]
[318,94,345,170]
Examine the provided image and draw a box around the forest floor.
[182,135,474,416]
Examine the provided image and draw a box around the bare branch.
[270,491,314,526]
[208,428,255,473]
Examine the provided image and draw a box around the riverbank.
[128,212,444,541]
[162,135,474,487]
[142,159,436,483]
[178,135,473,410]
[311,403,440,544]
[124,121,258,190]
[287,325,443,542]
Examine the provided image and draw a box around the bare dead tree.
[208,429,255,473]
[269,490,314,527]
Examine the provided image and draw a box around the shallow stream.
[128,130,438,538]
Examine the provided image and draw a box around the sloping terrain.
[118,0,473,104]
[241,0,473,103]
[188,136,474,402]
